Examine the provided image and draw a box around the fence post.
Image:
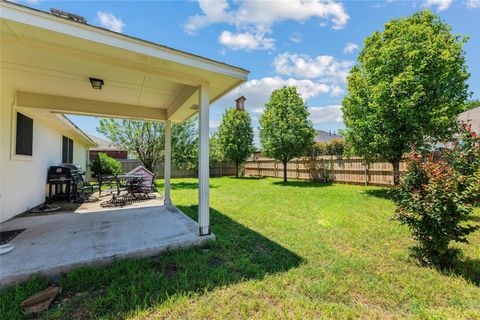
[274,161,277,178]
[364,162,369,186]
[323,158,327,182]
[296,160,299,179]
[257,160,260,176]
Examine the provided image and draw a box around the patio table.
[115,174,145,199]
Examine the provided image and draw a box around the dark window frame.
[15,112,33,156]
[62,136,74,163]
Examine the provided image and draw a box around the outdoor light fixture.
[89,78,104,90]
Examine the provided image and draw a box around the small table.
[116,174,145,198]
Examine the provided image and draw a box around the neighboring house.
[459,106,480,133]
[88,135,128,160]
[315,130,344,143]
[0,107,96,222]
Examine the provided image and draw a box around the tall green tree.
[217,108,255,177]
[209,132,224,164]
[342,10,470,185]
[260,86,316,182]
[97,118,198,172]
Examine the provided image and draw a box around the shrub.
[308,139,345,156]
[444,123,480,205]
[395,124,480,265]
[90,153,122,177]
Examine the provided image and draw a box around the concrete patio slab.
[0,205,215,288]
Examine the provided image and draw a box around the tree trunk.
[392,160,400,186]
[235,163,239,178]
[141,158,154,174]
[283,160,288,182]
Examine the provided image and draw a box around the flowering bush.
[395,123,479,265]
[444,123,480,205]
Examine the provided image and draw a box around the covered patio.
[0,2,248,286]
[0,203,214,287]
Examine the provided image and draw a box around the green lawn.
[1,177,479,319]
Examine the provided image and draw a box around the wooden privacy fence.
[118,159,237,178]
[244,156,407,186]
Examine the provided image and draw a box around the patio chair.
[135,173,157,199]
[72,175,99,203]
[114,175,130,196]
[97,175,117,197]
[127,166,157,200]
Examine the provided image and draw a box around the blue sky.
[15,0,480,140]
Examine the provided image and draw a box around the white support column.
[164,119,172,206]
[198,83,210,235]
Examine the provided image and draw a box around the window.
[62,136,74,163]
[15,112,33,156]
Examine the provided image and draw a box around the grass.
[1,177,479,319]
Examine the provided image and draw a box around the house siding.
[0,86,89,223]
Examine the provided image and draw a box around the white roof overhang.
[0,1,249,123]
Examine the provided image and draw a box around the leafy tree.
[97,118,198,172]
[90,152,122,177]
[260,86,316,182]
[217,108,255,177]
[169,118,198,170]
[209,132,224,164]
[342,10,470,185]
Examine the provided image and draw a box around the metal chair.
[97,175,117,197]
[136,173,157,199]
[72,175,99,203]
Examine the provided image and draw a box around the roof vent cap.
[50,8,87,24]
[235,96,246,111]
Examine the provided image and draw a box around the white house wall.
[1,86,89,223]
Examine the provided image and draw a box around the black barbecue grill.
[47,163,84,202]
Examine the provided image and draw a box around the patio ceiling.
[0,2,249,123]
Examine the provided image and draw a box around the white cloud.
[289,32,302,43]
[184,0,233,34]
[185,0,349,32]
[343,42,359,54]
[467,0,480,8]
[97,11,125,33]
[185,0,350,42]
[425,0,453,11]
[209,119,221,129]
[219,31,274,51]
[273,52,354,83]
[214,76,342,116]
[309,105,343,124]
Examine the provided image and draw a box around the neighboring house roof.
[88,135,123,152]
[459,106,480,133]
[315,130,345,143]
